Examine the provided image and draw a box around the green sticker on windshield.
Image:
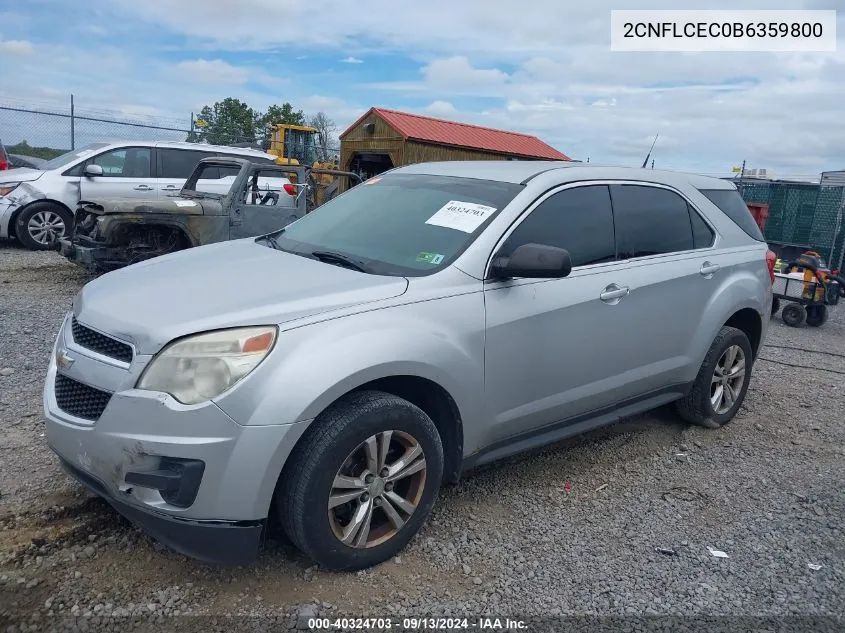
[416,252,445,265]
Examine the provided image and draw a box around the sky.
[0,0,842,178]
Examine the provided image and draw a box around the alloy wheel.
[27,211,66,245]
[327,430,427,549]
[711,344,746,415]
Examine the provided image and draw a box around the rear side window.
[160,149,214,178]
[610,185,694,258]
[689,206,715,248]
[500,185,616,267]
[698,189,765,241]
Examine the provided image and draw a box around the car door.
[482,184,627,444]
[604,183,718,395]
[229,167,301,239]
[156,147,216,197]
[78,146,155,200]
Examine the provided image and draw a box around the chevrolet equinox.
[44,161,774,570]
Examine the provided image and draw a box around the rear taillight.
[765,249,776,283]
[0,158,8,171]
[283,183,295,196]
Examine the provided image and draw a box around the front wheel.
[278,390,443,570]
[675,326,753,429]
[15,202,73,251]
[782,303,805,327]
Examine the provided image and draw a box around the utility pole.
[70,94,75,150]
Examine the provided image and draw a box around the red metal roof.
[341,107,570,161]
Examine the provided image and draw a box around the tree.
[308,112,339,162]
[188,98,259,145]
[255,102,306,148]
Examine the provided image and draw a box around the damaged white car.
[0,141,278,250]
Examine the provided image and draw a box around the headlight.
[0,183,20,197]
[137,326,277,405]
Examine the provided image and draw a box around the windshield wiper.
[311,250,370,273]
[258,231,285,250]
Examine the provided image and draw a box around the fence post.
[70,94,75,150]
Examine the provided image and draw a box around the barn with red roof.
[339,107,570,183]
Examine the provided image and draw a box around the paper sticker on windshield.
[364,177,382,185]
[425,200,496,233]
[173,200,197,207]
[416,252,445,265]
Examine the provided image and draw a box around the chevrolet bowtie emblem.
[56,349,75,370]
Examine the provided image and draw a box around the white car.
[0,141,284,250]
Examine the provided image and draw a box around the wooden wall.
[339,112,404,172]
[338,111,546,192]
[404,141,524,164]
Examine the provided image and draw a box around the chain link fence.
[0,100,339,161]
[736,178,845,271]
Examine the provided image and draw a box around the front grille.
[54,374,112,421]
[71,317,133,363]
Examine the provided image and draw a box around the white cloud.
[339,56,363,64]
[0,39,35,54]
[2,0,844,175]
[175,58,250,85]
[425,100,457,116]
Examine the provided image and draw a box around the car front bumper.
[57,236,128,270]
[43,313,305,565]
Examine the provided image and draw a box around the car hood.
[77,196,209,216]
[0,167,44,184]
[73,239,409,354]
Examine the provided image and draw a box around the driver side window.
[500,185,616,268]
[239,169,287,207]
[90,147,152,178]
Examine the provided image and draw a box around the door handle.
[133,185,153,191]
[162,185,179,190]
[700,262,720,276]
[600,284,630,303]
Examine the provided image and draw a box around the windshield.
[263,173,523,276]
[41,143,110,170]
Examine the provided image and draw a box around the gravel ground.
[1,240,844,632]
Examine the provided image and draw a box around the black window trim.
[62,145,158,178]
[484,179,720,280]
[608,181,719,262]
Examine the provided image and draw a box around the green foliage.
[189,97,259,145]
[186,99,307,147]
[5,140,67,160]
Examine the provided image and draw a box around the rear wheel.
[781,303,805,327]
[278,390,443,570]
[15,202,73,250]
[675,326,753,429]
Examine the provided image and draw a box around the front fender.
[215,297,485,431]
[213,294,486,520]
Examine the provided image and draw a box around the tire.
[15,202,73,251]
[781,303,805,327]
[675,326,753,429]
[770,297,781,317]
[278,390,444,571]
[805,305,828,327]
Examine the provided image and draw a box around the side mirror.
[489,243,572,279]
[83,164,103,178]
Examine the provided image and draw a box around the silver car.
[43,161,774,570]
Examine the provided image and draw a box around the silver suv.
[44,161,774,570]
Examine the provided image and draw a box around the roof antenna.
[641,132,659,169]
